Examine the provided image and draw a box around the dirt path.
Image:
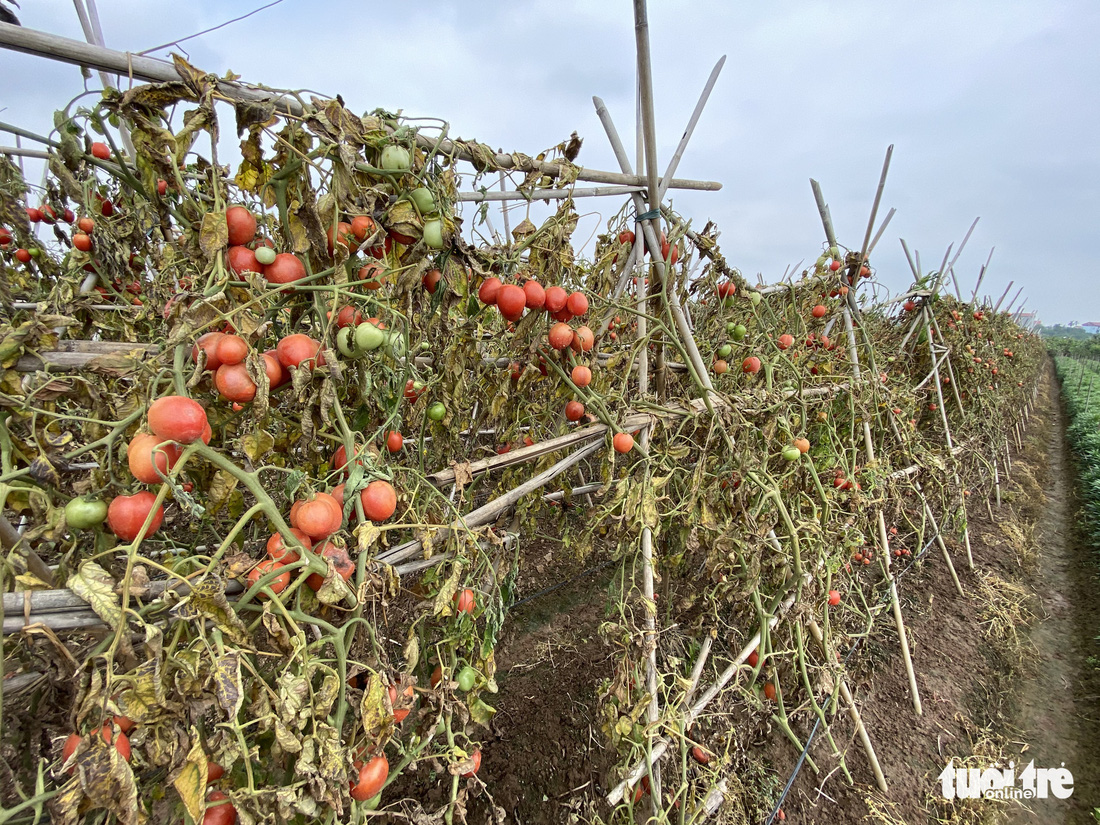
[1007,378,1100,824]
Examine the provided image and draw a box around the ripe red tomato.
[523,280,545,310]
[350,215,377,240]
[565,401,585,421]
[306,540,355,590]
[214,335,248,366]
[828,259,841,272]
[571,326,594,352]
[385,431,404,453]
[454,588,476,614]
[326,221,354,255]
[268,529,311,563]
[207,762,225,782]
[264,253,307,286]
[112,715,136,734]
[747,650,760,667]
[25,207,42,223]
[247,559,290,597]
[777,334,794,351]
[127,433,181,484]
[90,142,111,160]
[77,217,95,234]
[358,262,387,290]
[203,790,237,825]
[350,754,389,801]
[763,682,777,701]
[15,248,31,264]
[61,724,131,772]
[389,682,414,724]
[571,365,592,387]
[478,277,502,305]
[107,492,165,541]
[548,322,574,350]
[226,205,257,247]
[619,229,636,245]
[828,589,841,606]
[565,291,588,316]
[148,395,208,444]
[660,234,679,264]
[422,268,442,294]
[613,432,634,454]
[742,356,761,374]
[335,306,363,329]
[193,332,226,370]
[544,286,568,313]
[227,245,261,275]
[496,284,526,322]
[691,746,711,765]
[295,493,342,539]
[215,364,257,403]
[360,480,397,522]
[276,334,323,370]
[716,281,736,299]
[713,360,729,375]
[262,352,286,389]
[811,304,827,318]
[73,233,93,252]
[461,748,482,778]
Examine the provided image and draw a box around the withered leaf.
[199,210,228,260]
[67,561,122,627]
[170,733,208,825]
[175,573,250,646]
[212,650,243,720]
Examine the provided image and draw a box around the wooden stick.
[866,207,896,257]
[807,620,888,793]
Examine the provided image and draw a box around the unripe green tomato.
[355,323,385,352]
[781,445,802,462]
[732,324,748,342]
[254,246,277,266]
[456,666,478,692]
[726,322,737,335]
[337,327,363,358]
[380,145,410,171]
[422,220,445,250]
[427,402,446,421]
[717,344,733,359]
[65,496,108,529]
[28,248,41,258]
[384,332,406,359]
[749,292,762,307]
[409,188,436,214]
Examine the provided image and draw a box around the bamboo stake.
[915,484,964,596]
[807,620,887,793]
[992,281,1014,313]
[866,207,896,257]
[1004,287,1024,316]
[993,452,1001,507]
[900,238,920,279]
[455,184,645,203]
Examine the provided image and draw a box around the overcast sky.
[2,0,1097,324]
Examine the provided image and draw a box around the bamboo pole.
[0,22,722,194]
[992,281,1014,313]
[455,184,646,203]
[915,484,964,596]
[1003,287,1025,315]
[866,207,896,257]
[806,620,888,793]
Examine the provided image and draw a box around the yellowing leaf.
[67,561,122,627]
[171,733,208,824]
[212,650,243,720]
[199,210,228,260]
[241,430,275,462]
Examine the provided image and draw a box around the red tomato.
[73,233,93,252]
[565,291,588,316]
[548,322,574,350]
[350,215,377,240]
[148,396,208,444]
[358,262,387,290]
[811,304,827,318]
[461,748,482,778]
[306,540,355,590]
[565,401,584,422]
[360,480,397,522]
[618,229,635,245]
[267,529,311,564]
[422,268,443,294]
[107,492,165,541]
[747,650,759,668]
[544,286,568,313]
[227,245,261,275]
[742,357,761,374]
[203,790,237,825]
[264,253,307,286]
[571,326,594,352]
[336,306,363,329]
[326,221,354,255]
[193,332,227,370]
[713,360,729,375]
[777,334,794,351]
[496,284,526,322]
[295,493,343,539]
[25,207,42,223]
[763,682,777,701]
[90,142,111,160]
[276,334,323,370]
[207,762,225,782]
[214,335,249,366]
[15,248,31,264]
[77,217,94,235]
[571,365,592,387]
[454,588,476,614]
[127,433,181,484]
[691,746,711,765]
[385,431,404,453]
[247,559,290,597]
[478,277,502,305]
[215,364,257,403]
[350,754,389,801]
[523,280,545,310]
[262,352,286,388]
[828,590,841,606]
[613,433,634,454]
[226,205,257,247]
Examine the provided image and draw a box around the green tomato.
[781,445,802,462]
[732,324,748,342]
[384,332,407,359]
[380,145,411,171]
[409,187,436,214]
[254,246,277,266]
[355,323,386,352]
[337,327,363,358]
[717,344,733,359]
[725,322,737,335]
[427,402,446,421]
[749,292,762,307]
[422,219,445,250]
[65,496,108,529]
[456,666,479,692]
